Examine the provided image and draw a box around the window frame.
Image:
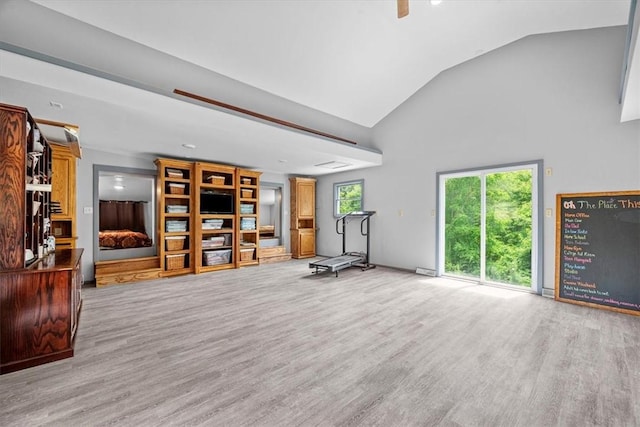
[333,179,364,217]
[436,159,543,294]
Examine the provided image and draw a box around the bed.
[99,229,153,249]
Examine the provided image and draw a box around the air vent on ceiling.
[314,161,351,169]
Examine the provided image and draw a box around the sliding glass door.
[438,162,540,290]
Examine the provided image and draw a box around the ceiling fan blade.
[397,0,409,18]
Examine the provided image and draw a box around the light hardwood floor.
[1,259,639,426]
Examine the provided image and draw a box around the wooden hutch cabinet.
[50,143,78,248]
[0,249,83,374]
[290,177,317,259]
[0,103,83,374]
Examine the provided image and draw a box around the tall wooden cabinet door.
[50,145,77,248]
[297,181,315,218]
[51,149,74,219]
[0,106,26,270]
[292,229,316,259]
[298,229,316,257]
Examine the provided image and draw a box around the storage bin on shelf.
[166,253,186,270]
[206,175,226,185]
[241,189,253,198]
[166,204,188,214]
[241,177,252,185]
[168,183,186,194]
[203,249,231,266]
[202,236,225,249]
[240,203,254,214]
[165,235,186,251]
[166,220,188,232]
[240,217,256,230]
[166,168,184,178]
[202,219,224,230]
[240,248,255,261]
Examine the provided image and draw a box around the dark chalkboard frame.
[555,190,640,316]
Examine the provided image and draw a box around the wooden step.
[95,256,163,287]
[96,268,163,287]
[260,254,292,264]
[259,246,287,257]
[259,245,291,264]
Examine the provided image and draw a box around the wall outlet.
[545,208,552,217]
[83,206,93,214]
[545,167,553,176]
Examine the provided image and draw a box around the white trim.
[333,179,364,217]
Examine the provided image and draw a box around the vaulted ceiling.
[0,0,636,175]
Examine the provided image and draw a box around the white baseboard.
[416,267,436,276]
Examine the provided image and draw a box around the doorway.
[259,182,284,248]
[437,161,542,293]
[93,165,157,262]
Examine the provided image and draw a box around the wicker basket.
[241,178,252,185]
[166,254,186,270]
[168,183,185,194]
[240,248,255,261]
[165,236,185,251]
[207,175,226,185]
[166,168,183,178]
[241,189,253,198]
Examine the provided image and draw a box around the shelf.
[163,268,192,276]
[200,183,235,190]
[26,183,52,192]
[165,249,190,255]
[199,263,235,272]
[164,177,190,184]
[200,214,234,219]
[202,228,234,234]
[164,194,190,199]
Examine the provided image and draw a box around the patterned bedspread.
[99,229,152,249]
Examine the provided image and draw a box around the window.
[334,180,364,216]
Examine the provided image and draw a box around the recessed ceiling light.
[113,184,125,190]
[182,143,196,149]
[114,175,123,181]
[49,101,63,109]
[430,0,443,5]
[278,159,288,163]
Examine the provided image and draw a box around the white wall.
[316,27,640,292]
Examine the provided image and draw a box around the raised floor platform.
[259,246,291,264]
[95,256,162,287]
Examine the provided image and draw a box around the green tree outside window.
[334,180,363,216]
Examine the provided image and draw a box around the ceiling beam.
[173,89,358,146]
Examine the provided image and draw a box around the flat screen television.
[200,191,234,214]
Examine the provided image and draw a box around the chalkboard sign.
[556,191,640,316]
